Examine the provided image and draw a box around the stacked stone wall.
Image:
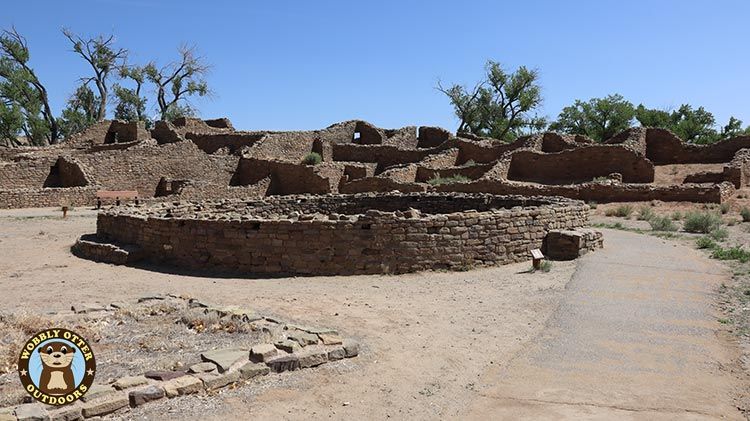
[94,193,589,275]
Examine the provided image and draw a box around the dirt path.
[466,229,747,420]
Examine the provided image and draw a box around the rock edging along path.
[466,228,747,420]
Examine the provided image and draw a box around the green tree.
[0,28,58,144]
[58,84,99,138]
[438,60,545,142]
[144,46,209,121]
[113,64,148,124]
[0,101,24,146]
[62,29,127,121]
[720,116,750,138]
[550,94,635,141]
[634,105,671,128]
[635,104,731,144]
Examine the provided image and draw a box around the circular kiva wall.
[93,193,589,275]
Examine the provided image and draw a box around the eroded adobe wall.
[44,157,90,187]
[94,193,589,275]
[541,133,594,153]
[339,177,427,194]
[645,128,750,164]
[75,142,239,197]
[0,186,98,208]
[507,146,655,184]
[0,158,56,189]
[332,144,440,171]
[244,131,318,162]
[417,126,452,148]
[186,132,265,154]
[437,179,734,203]
[416,162,496,182]
[230,157,341,195]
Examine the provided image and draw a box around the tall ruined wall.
[0,157,57,189]
[230,157,341,195]
[74,142,239,197]
[507,146,655,184]
[646,128,750,164]
[186,132,265,154]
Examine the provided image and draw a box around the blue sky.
[2,0,748,131]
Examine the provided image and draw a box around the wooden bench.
[96,190,139,209]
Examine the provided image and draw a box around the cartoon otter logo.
[39,341,76,395]
[18,329,96,406]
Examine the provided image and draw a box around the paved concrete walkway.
[466,229,745,420]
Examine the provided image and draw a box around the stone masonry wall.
[94,193,589,275]
[507,146,655,184]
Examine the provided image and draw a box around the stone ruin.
[1,117,748,209]
[72,192,602,275]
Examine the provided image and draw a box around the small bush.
[649,216,677,232]
[637,206,655,221]
[711,245,750,263]
[532,260,553,273]
[683,211,722,233]
[741,207,750,222]
[605,205,633,218]
[671,211,682,220]
[720,203,730,214]
[708,228,729,241]
[588,201,598,209]
[427,174,471,186]
[302,152,322,165]
[696,237,717,249]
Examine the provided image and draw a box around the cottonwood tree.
[62,29,127,122]
[438,60,545,142]
[144,46,209,121]
[550,94,635,142]
[635,104,748,144]
[0,28,58,144]
[113,64,148,124]
[58,84,99,138]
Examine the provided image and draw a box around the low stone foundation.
[544,229,604,260]
[74,192,598,276]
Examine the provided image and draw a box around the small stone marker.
[531,248,544,270]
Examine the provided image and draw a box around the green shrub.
[696,237,717,249]
[708,228,729,241]
[741,207,750,222]
[588,201,598,210]
[671,211,682,220]
[649,216,677,232]
[683,211,722,233]
[427,174,471,186]
[637,206,655,221]
[302,152,322,165]
[711,245,750,263]
[720,203,730,214]
[532,260,553,273]
[604,205,633,218]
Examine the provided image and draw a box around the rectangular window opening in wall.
[249,222,261,230]
[361,223,372,230]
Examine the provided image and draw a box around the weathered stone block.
[163,375,203,398]
[129,385,165,407]
[80,393,128,418]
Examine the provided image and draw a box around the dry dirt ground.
[0,207,575,420]
[0,206,748,420]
